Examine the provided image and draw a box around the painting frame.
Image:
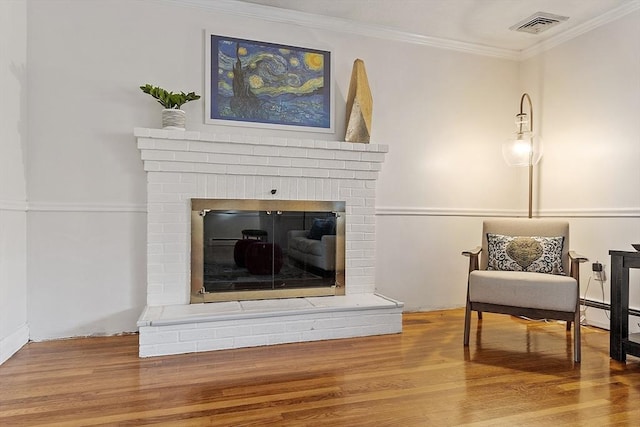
[205,32,334,133]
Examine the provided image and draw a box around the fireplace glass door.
[191,199,345,303]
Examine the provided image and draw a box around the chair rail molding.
[22,204,639,217]
[27,202,147,213]
[0,199,28,212]
[375,206,640,218]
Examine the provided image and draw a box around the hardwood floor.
[2,309,640,426]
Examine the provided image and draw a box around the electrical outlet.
[592,261,605,281]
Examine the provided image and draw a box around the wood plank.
[2,309,640,425]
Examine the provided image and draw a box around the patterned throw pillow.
[486,233,565,275]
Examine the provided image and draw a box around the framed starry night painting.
[205,32,333,133]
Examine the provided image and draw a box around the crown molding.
[166,0,640,62]
[519,0,640,60]
[164,0,519,60]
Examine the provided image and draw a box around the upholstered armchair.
[463,219,587,362]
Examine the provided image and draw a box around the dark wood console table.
[609,250,640,362]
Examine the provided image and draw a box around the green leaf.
[140,84,200,109]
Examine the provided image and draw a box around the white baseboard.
[0,324,29,365]
[584,319,610,330]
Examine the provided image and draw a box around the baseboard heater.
[581,298,640,317]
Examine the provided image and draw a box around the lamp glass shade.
[502,132,543,167]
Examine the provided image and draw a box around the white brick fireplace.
[134,128,403,357]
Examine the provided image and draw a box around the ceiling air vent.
[510,12,569,34]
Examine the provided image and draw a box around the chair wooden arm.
[569,251,588,281]
[569,251,588,263]
[462,246,481,257]
[462,246,481,273]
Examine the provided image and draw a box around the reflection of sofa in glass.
[287,230,336,272]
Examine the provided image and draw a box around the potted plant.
[140,84,201,130]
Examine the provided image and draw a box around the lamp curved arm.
[519,93,533,134]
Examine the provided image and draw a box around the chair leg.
[464,303,471,346]
[566,320,571,331]
[574,310,581,363]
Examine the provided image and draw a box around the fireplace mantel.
[135,127,389,186]
[135,128,402,357]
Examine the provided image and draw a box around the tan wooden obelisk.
[344,59,373,143]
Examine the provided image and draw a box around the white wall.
[0,0,29,364]
[23,0,518,340]
[375,9,640,329]
[19,0,640,344]
[371,44,520,310]
[519,9,640,329]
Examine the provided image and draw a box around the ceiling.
[236,0,636,52]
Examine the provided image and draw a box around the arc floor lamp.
[502,93,543,218]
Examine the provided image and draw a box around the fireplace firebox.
[191,199,345,303]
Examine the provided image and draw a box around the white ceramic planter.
[162,109,186,130]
